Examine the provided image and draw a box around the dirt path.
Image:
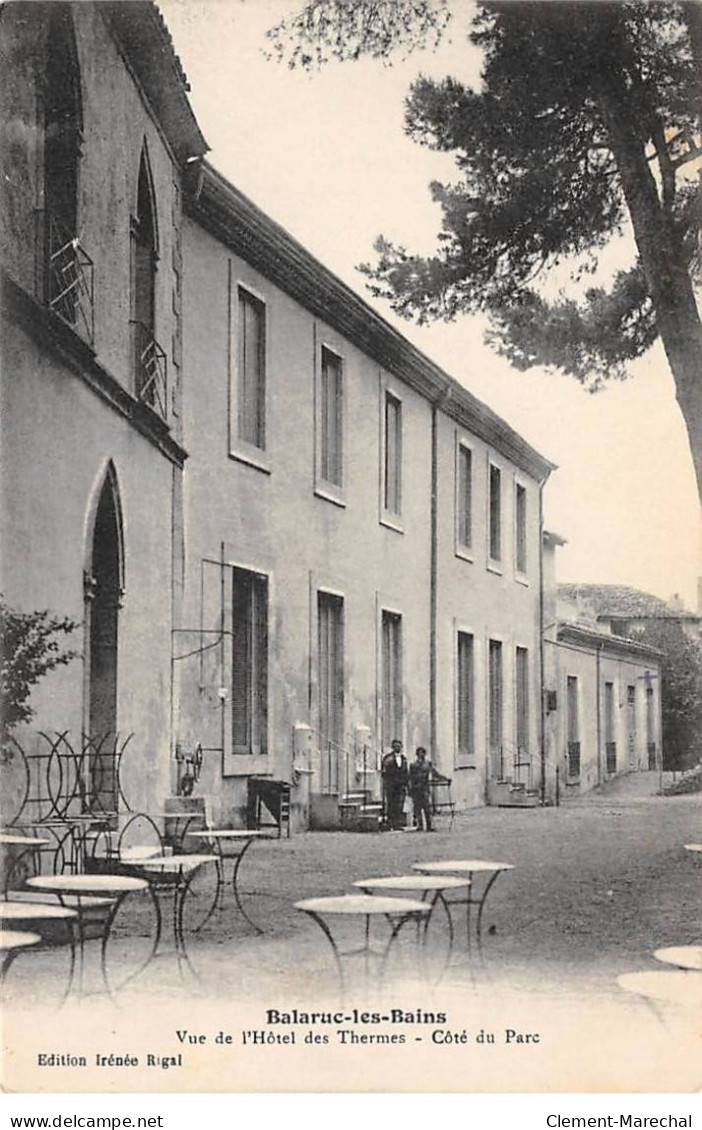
[4,775,701,1092]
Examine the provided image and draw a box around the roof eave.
[187,161,556,483]
[557,622,663,660]
[102,3,209,166]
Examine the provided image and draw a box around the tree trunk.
[598,89,702,508]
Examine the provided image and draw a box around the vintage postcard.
[1,0,701,1096]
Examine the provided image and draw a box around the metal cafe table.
[1,930,41,981]
[412,860,514,955]
[130,853,219,978]
[0,901,78,1003]
[617,970,702,1011]
[352,875,471,977]
[295,893,430,999]
[653,946,702,971]
[26,873,147,998]
[184,830,275,933]
[0,832,51,893]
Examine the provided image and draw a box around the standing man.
[381,739,409,831]
[409,747,433,832]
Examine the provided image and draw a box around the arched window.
[131,146,167,417]
[43,4,93,340]
[44,4,82,239]
[84,463,124,814]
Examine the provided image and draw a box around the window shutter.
[458,447,472,548]
[231,572,250,751]
[238,290,265,449]
[457,632,474,760]
[489,465,502,561]
[516,646,529,750]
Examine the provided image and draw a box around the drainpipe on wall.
[596,642,603,787]
[430,402,439,761]
[538,481,546,805]
[430,386,450,763]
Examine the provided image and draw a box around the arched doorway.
[84,468,123,812]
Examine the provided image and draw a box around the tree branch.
[650,113,677,217]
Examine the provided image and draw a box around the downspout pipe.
[596,641,603,787]
[430,385,450,764]
[538,481,546,805]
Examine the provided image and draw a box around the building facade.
[178,165,553,824]
[1,1,555,829]
[542,536,663,800]
[0,2,205,813]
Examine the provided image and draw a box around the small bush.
[0,596,79,742]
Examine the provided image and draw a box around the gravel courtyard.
[4,772,701,1092]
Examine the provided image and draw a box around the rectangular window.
[231,568,268,755]
[489,464,502,563]
[515,483,527,574]
[457,632,475,763]
[604,681,616,774]
[456,444,473,551]
[381,610,402,750]
[383,392,402,518]
[566,675,580,777]
[318,592,344,792]
[488,639,503,755]
[567,676,579,742]
[237,287,266,450]
[320,347,343,488]
[515,646,529,753]
[646,685,656,768]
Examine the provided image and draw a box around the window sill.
[455,546,474,564]
[486,560,503,576]
[314,484,346,509]
[228,445,271,475]
[514,572,530,588]
[454,762,477,770]
[223,753,270,778]
[380,513,404,535]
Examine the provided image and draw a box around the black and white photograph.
[0,0,701,1095]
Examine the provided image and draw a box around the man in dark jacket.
[409,747,433,831]
[381,739,409,830]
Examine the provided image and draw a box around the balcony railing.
[606,741,617,775]
[496,742,532,789]
[39,211,94,345]
[131,320,167,421]
[567,741,581,779]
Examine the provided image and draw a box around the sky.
[159,0,702,609]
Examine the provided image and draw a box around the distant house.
[540,544,663,800]
[558,584,702,644]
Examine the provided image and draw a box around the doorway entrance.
[85,470,123,812]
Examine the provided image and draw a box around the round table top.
[185,829,274,840]
[0,834,50,847]
[617,970,702,1006]
[119,846,163,862]
[0,901,77,922]
[136,853,219,873]
[148,813,201,820]
[353,875,471,892]
[64,814,115,824]
[684,843,702,853]
[0,930,41,952]
[27,874,147,894]
[653,946,702,971]
[295,894,430,916]
[413,860,514,875]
